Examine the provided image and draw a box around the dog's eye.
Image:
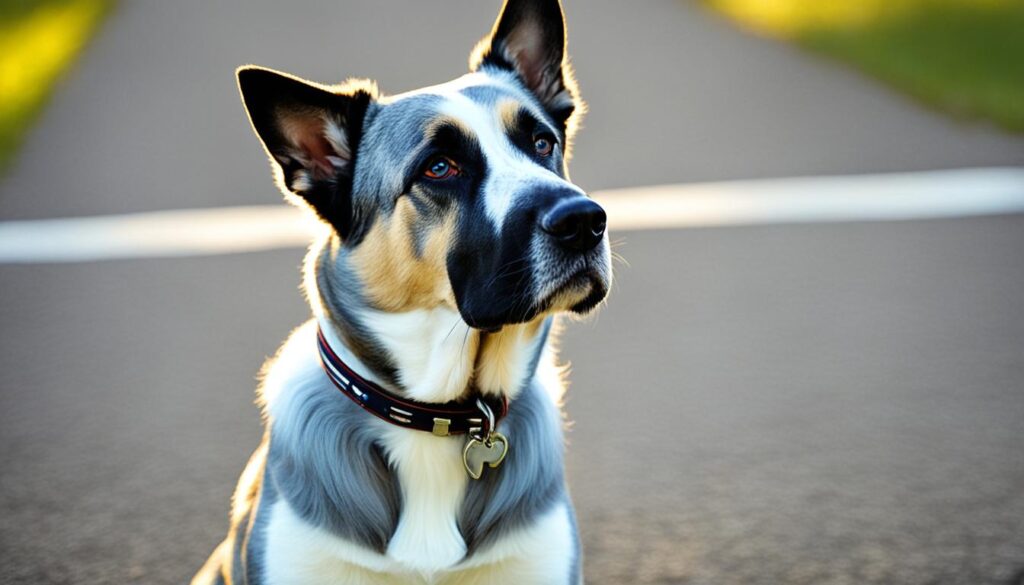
[534,135,555,157]
[423,157,460,180]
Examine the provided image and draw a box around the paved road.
[2,1,1024,584]
[3,216,1023,585]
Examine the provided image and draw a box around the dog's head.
[238,0,610,331]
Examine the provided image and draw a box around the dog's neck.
[306,234,549,404]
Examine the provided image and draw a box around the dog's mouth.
[455,267,608,333]
[535,265,609,316]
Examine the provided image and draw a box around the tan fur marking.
[424,115,475,142]
[497,99,523,133]
[350,197,458,312]
[476,318,545,396]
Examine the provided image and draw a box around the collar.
[316,326,507,437]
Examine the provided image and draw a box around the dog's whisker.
[484,257,530,290]
[443,317,462,342]
[611,251,630,267]
[459,324,472,367]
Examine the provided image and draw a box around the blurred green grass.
[705,0,1024,131]
[0,0,113,171]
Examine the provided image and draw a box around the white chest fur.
[381,425,469,570]
[260,320,575,583]
[263,496,575,584]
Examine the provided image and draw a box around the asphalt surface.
[2,1,1024,584]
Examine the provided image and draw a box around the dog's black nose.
[540,197,607,252]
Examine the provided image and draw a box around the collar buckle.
[432,418,451,436]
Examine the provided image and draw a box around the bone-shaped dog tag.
[463,432,508,480]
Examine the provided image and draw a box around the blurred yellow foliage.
[705,0,1024,130]
[707,0,1011,36]
[0,0,110,167]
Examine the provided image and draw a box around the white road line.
[0,205,324,264]
[1,167,1023,263]
[600,167,1024,230]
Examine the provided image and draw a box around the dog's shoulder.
[260,320,403,554]
[192,439,274,585]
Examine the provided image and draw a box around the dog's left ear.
[470,0,582,135]
[237,66,377,240]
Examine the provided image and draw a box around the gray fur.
[242,467,275,585]
[223,458,275,585]
[265,368,402,553]
[459,318,567,554]
[352,94,443,212]
[459,378,567,554]
[194,441,276,585]
[315,239,401,387]
[566,498,582,585]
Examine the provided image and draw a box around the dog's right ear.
[470,0,581,138]
[237,66,377,240]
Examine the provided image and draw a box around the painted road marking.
[1,167,1022,263]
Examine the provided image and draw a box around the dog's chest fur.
[233,320,579,584]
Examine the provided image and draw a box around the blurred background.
[1,1,1023,583]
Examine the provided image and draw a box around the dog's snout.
[540,197,607,252]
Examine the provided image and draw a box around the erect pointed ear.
[237,66,377,240]
[470,0,582,135]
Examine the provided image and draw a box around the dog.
[192,0,610,582]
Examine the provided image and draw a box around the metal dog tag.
[463,432,508,480]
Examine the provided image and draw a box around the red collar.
[316,326,508,437]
